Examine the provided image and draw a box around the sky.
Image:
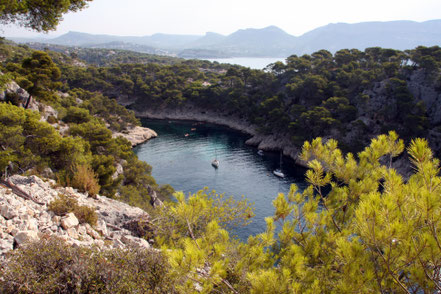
[1,0,441,38]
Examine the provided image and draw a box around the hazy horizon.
[1,0,441,38]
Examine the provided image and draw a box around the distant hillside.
[45,31,199,52]
[187,32,227,48]
[208,26,297,57]
[86,41,167,55]
[295,20,441,54]
[8,19,441,58]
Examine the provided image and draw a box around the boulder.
[40,167,54,179]
[25,218,39,231]
[148,186,164,208]
[85,223,101,239]
[5,223,16,234]
[113,238,125,249]
[52,215,61,226]
[95,219,108,236]
[61,213,79,230]
[1,204,18,220]
[14,230,39,246]
[66,227,79,239]
[121,235,151,249]
[77,224,87,235]
[0,237,14,253]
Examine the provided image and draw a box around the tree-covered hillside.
[2,35,441,293]
[0,44,174,212]
[39,43,441,155]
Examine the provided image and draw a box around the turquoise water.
[134,119,307,239]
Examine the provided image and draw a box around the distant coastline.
[202,57,284,69]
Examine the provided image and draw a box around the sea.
[203,57,285,70]
[134,119,307,240]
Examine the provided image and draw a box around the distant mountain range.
[9,20,441,58]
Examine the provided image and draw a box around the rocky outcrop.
[0,80,30,107]
[112,125,158,147]
[0,81,59,122]
[1,80,156,148]
[0,175,153,258]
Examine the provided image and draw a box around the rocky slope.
[0,80,157,147]
[0,175,153,258]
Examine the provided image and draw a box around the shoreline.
[135,106,308,168]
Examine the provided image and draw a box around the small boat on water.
[184,133,189,137]
[211,159,219,168]
[273,151,285,178]
[212,145,219,168]
[257,150,264,156]
[273,169,285,178]
[191,128,196,131]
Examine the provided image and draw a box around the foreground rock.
[0,175,152,257]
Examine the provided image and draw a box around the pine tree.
[261,131,441,293]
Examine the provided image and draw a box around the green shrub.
[48,193,77,216]
[48,194,98,226]
[62,106,91,124]
[158,184,175,200]
[0,236,175,293]
[71,163,100,197]
[46,115,58,124]
[73,204,98,226]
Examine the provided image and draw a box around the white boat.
[211,159,219,168]
[273,169,285,178]
[212,145,219,168]
[257,150,264,156]
[273,152,285,178]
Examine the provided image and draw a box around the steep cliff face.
[407,71,441,125]
[0,175,153,258]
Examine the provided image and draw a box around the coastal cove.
[134,106,307,167]
[134,119,308,239]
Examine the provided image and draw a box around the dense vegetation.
[0,44,173,211]
[35,44,440,155]
[0,236,173,293]
[2,8,441,290]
